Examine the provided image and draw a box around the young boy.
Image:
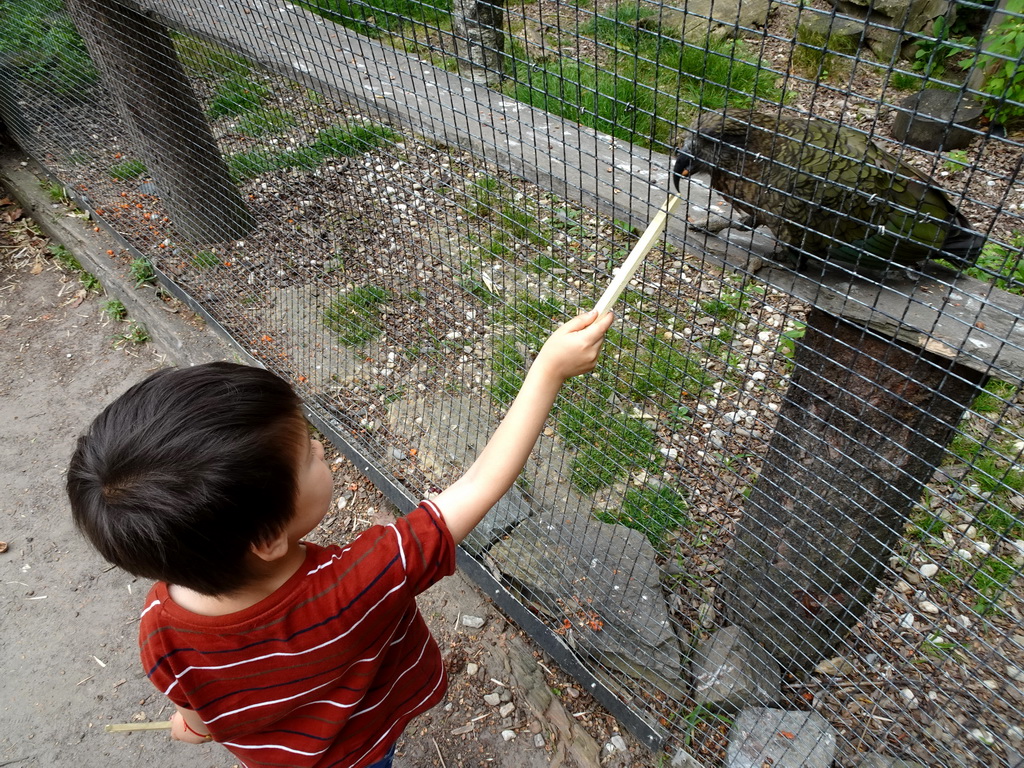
[67,309,612,768]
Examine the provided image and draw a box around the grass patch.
[324,285,392,346]
[528,253,568,275]
[499,204,536,241]
[111,159,147,181]
[907,507,948,542]
[114,321,150,348]
[207,74,270,119]
[43,180,67,203]
[595,484,689,549]
[189,250,222,269]
[972,556,1017,615]
[101,299,128,322]
[235,108,298,137]
[965,233,1024,295]
[623,335,715,405]
[49,244,81,272]
[570,414,657,493]
[507,19,783,149]
[48,243,99,290]
[468,175,503,218]
[227,123,400,181]
[490,337,528,407]
[0,0,96,95]
[301,0,451,39]
[128,257,156,288]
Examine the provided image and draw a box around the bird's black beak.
[671,150,695,193]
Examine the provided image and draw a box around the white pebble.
[919,563,939,579]
[918,601,940,615]
[972,729,996,746]
[501,729,517,742]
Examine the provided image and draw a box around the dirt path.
[0,183,642,767]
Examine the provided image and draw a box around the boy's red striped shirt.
[139,501,456,768]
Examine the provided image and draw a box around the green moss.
[235,108,298,137]
[110,159,147,181]
[595,484,690,549]
[226,123,400,181]
[569,413,657,494]
[207,74,270,119]
[972,556,1017,615]
[189,250,221,269]
[324,285,392,346]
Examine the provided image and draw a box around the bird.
[672,108,985,273]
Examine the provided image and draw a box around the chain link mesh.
[3,0,1023,764]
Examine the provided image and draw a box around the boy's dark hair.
[67,362,307,595]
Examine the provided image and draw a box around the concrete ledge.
[0,145,232,368]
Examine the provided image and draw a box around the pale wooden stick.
[594,193,682,315]
[104,721,173,733]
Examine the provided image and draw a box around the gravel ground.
[11,4,1024,764]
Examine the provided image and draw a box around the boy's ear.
[251,530,289,562]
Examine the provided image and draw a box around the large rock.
[855,754,928,768]
[486,502,687,698]
[462,485,533,556]
[826,0,956,60]
[891,89,983,151]
[726,708,837,768]
[690,626,781,713]
[653,0,773,42]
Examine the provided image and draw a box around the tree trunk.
[65,0,253,243]
[452,0,506,86]
[0,56,34,153]
[719,309,986,670]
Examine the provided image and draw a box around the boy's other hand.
[170,709,213,743]
[535,309,614,382]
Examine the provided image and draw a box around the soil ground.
[0,183,644,767]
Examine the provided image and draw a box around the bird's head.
[671,142,698,192]
[672,109,763,191]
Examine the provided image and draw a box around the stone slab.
[691,626,781,713]
[726,708,837,768]
[487,503,687,698]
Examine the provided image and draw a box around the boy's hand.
[170,708,213,743]
[534,309,614,382]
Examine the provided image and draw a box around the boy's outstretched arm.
[434,309,614,544]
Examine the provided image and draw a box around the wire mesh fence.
[3,0,1024,765]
